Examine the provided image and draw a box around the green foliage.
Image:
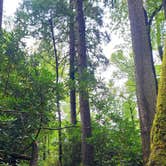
[0,0,150,165]
[145,0,165,59]
[0,30,56,164]
[90,79,142,165]
[62,125,81,166]
[145,0,162,17]
[91,119,142,166]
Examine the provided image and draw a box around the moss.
[148,41,166,166]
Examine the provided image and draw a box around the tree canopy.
[0,0,166,166]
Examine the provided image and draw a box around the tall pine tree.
[75,0,94,165]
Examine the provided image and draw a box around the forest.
[0,0,166,166]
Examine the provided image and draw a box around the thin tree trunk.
[163,0,166,18]
[47,134,50,155]
[0,0,3,29]
[156,13,163,60]
[69,0,77,125]
[148,41,166,166]
[43,136,47,160]
[129,102,135,129]
[49,18,62,166]
[158,46,163,60]
[29,141,38,166]
[75,0,93,166]
[69,0,78,165]
[127,0,157,164]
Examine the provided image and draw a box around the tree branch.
[10,153,31,161]
[0,152,31,164]
[0,110,29,114]
[21,114,43,154]
[149,4,162,27]
[42,125,79,131]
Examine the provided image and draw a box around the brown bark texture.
[75,0,94,165]
[127,0,157,164]
[163,0,166,18]
[69,0,77,125]
[29,141,38,166]
[69,0,78,165]
[0,0,3,28]
[148,41,166,166]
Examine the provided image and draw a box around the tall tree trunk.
[127,0,157,164]
[148,41,166,166]
[163,0,166,18]
[49,18,62,166]
[69,0,78,165]
[29,141,38,166]
[69,0,77,125]
[75,0,93,166]
[0,0,3,29]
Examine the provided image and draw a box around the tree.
[0,30,56,165]
[0,1,151,165]
[0,0,3,28]
[49,17,62,166]
[69,0,77,126]
[163,0,166,18]
[148,41,166,166]
[75,0,93,165]
[127,0,157,163]
[145,1,163,61]
[30,141,38,166]
[69,1,78,165]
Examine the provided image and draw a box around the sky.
[4,0,21,17]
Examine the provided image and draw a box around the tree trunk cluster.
[127,0,157,163]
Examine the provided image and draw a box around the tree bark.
[69,1,78,165]
[156,15,163,60]
[148,41,166,166]
[43,136,47,160]
[29,141,38,166]
[163,0,166,18]
[69,0,77,125]
[0,0,3,29]
[127,0,157,164]
[75,0,94,166]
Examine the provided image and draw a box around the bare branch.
[42,125,79,131]
[149,4,162,27]
[0,110,29,114]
